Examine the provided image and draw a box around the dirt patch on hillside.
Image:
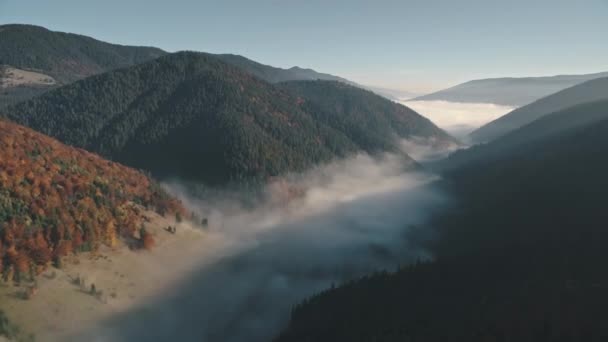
[0,211,219,341]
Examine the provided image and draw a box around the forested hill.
[216,54,352,84]
[280,80,458,151]
[3,52,454,186]
[470,76,608,143]
[0,24,166,83]
[435,99,608,174]
[275,101,608,341]
[412,72,608,106]
[0,119,184,284]
[0,24,166,107]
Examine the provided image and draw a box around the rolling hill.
[470,76,608,143]
[0,118,185,283]
[275,93,608,342]
[280,80,458,152]
[215,54,352,84]
[0,24,167,107]
[2,52,454,186]
[435,99,608,173]
[0,24,373,108]
[412,72,608,106]
[216,54,414,100]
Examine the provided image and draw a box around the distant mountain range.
[470,76,608,143]
[215,54,352,84]
[2,52,454,185]
[412,72,608,106]
[0,24,166,107]
[0,24,410,109]
[436,98,608,173]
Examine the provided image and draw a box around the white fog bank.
[402,100,515,140]
[75,153,450,342]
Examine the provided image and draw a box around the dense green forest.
[275,102,608,341]
[280,80,457,153]
[0,24,166,108]
[215,54,352,84]
[3,52,454,185]
[471,77,608,143]
[435,99,608,173]
[0,24,166,83]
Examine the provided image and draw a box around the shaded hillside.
[2,52,361,185]
[0,24,166,107]
[471,77,608,143]
[413,72,608,106]
[0,24,166,82]
[216,54,351,84]
[215,54,409,100]
[0,119,184,283]
[4,52,453,185]
[275,103,608,341]
[435,99,608,173]
[280,80,458,153]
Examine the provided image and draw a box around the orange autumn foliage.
[0,119,187,280]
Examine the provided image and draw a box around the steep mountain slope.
[275,95,608,342]
[0,24,166,82]
[215,54,410,100]
[412,72,608,106]
[0,119,184,283]
[3,52,454,185]
[470,77,608,142]
[280,80,458,152]
[435,99,608,173]
[0,24,167,107]
[216,54,352,84]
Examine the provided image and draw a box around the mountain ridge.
[2,52,455,186]
[412,71,608,106]
[470,76,608,142]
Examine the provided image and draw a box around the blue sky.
[1,0,607,92]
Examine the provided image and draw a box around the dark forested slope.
[436,99,608,173]
[471,77,608,143]
[276,100,608,342]
[4,52,454,185]
[280,80,458,152]
[0,24,166,82]
[216,54,352,84]
[0,24,166,108]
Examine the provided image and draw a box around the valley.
[0,7,607,341]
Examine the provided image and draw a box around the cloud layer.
[402,100,514,141]
[77,153,449,342]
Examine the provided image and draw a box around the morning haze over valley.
[0,1,607,341]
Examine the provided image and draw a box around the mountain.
[280,80,458,151]
[412,72,608,106]
[2,52,454,186]
[1,24,403,109]
[0,118,185,284]
[275,95,608,342]
[215,54,410,100]
[0,24,167,108]
[470,77,608,143]
[215,54,352,84]
[436,99,608,173]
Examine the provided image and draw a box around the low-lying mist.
[403,100,514,141]
[78,152,450,342]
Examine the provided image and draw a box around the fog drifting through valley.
[402,100,514,141]
[79,152,450,342]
